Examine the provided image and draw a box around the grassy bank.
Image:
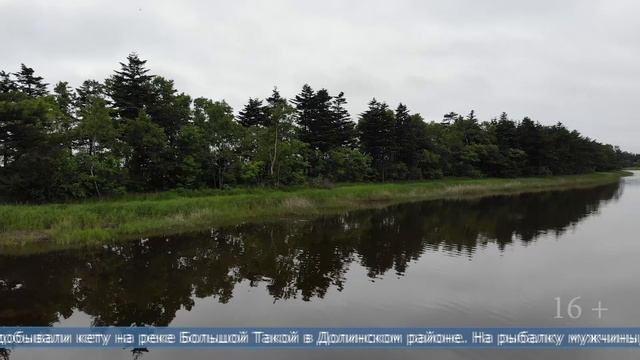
[0,171,630,251]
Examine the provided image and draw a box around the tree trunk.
[90,161,101,199]
[270,123,278,180]
[218,163,224,189]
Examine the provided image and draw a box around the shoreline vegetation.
[0,171,630,253]
[2,54,639,206]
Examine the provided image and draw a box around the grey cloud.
[1,0,638,151]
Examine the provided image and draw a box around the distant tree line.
[1,53,638,202]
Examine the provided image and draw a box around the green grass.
[0,171,631,252]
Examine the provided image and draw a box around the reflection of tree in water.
[0,348,10,360]
[131,348,148,359]
[0,182,622,330]
[0,252,76,325]
[415,182,623,253]
[233,218,355,301]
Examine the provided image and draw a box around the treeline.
[0,53,638,202]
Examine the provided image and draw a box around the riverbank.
[0,171,630,251]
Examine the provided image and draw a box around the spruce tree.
[516,117,546,175]
[306,88,334,152]
[394,104,427,176]
[357,99,396,181]
[293,85,355,152]
[292,84,316,140]
[108,53,154,120]
[394,103,411,153]
[494,112,517,151]
[330,91,356,148]
[266,87,287,114]
[237,98,269,127]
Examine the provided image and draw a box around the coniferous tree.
[53,82,75,116]
[357,99,396,181]
[292,84,316,137]
[305,88,334,152]
[330,91,356,148]
[394,104,429,178]
[76,80,106,108]
[1,53,638,202]
[393,103,411,166]
[108,53,154,120]
[237,98,269,127]
[489,112,525,177]
[517,117,547,175]
[14,64,48,96]
[0,71,17,93]
[442,111,460,126]
[457,110,486,145]
[294,85,355,153]
[494,112,517,151]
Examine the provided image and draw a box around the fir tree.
[108,53,154,120]
[238,98,269,127]
[330,91,356,148]
[357,99,396,181]
[76,80,106,108]
[14,64,48,96]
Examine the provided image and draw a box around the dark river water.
[1,172,639,359]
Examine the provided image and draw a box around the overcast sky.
[1,0,638,152]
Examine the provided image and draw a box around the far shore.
[0,171,631,254]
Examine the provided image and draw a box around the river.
[1,172,639,359]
